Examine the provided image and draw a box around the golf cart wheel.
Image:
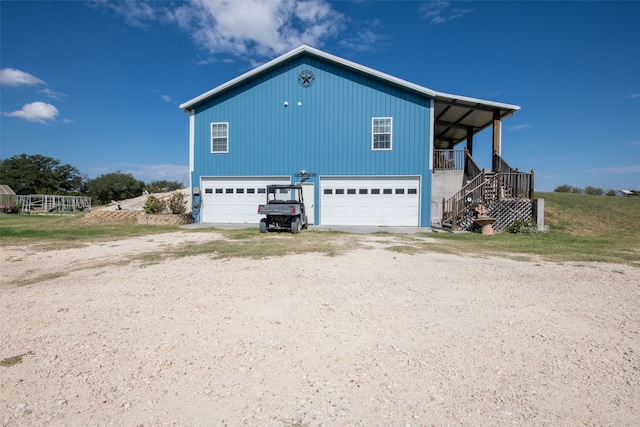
[291,218,301,234]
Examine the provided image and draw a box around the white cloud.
[97,0,345,59]
[339,19,389,53]
[0,68,46,86]
[115,162,190,183]
[3,102,59,124]
[626,93,640,99]
[90,0,161,28]
[39,88,68,100]
[586,165,640,175]
[178,0,345,57]
[507,124,531,132]
[420,0,472,25]
[161,95,172,103]
[197,57,218,66]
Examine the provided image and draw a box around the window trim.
[210,122,229,153]
[371,117,392,151]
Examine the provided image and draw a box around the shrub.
[167,192,187,214]
[0,205,20,214]
[143,195,166,214]
[507,217,537,233]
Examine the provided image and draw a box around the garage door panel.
[320,177,419,226]
[201,177,289,223]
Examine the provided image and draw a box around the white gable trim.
[179,45,520,113]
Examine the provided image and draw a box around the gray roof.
[180,45,520,147]
[0,185,16,196]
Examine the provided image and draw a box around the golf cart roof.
[266,184,302,190]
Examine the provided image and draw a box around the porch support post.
[492,110,501,156]
[466,127,474,156]
[492,110,502,172]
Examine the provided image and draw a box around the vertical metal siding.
[192,56,433,226]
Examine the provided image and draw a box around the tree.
[0,153,82,194]
[554,184,583,194]
[584,186,604,196]
[145,180,184,193]
[87,172,145,205]
[554,184,572,193]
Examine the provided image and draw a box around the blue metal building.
[180,45,520,228]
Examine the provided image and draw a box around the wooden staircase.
[441,152,534,232]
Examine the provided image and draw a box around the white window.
[372,117,392,150]
[211,122,229,153]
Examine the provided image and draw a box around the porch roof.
[180,45,520,147]
[433,94,519,149]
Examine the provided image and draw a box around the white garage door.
[201,176,290,223]
[320,176,420,226]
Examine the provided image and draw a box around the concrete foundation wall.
[430,170,464,226]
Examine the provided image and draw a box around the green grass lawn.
[0,214,181,250]
[425,192,639,265]
[1,192,638,266]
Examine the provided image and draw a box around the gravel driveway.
[2,231,639,426]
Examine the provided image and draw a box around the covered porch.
[430,95,535,231]
[432,93,519,170]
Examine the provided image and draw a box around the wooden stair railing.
[441,153,536,231]
[441,171,489,230]
[493,152,535,200]
[464,148,481,182]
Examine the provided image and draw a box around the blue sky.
[1,0,639,192]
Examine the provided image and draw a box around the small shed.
[0,185,17,207]
[617,190,638,197]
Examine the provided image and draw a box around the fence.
[17,195,91,213]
